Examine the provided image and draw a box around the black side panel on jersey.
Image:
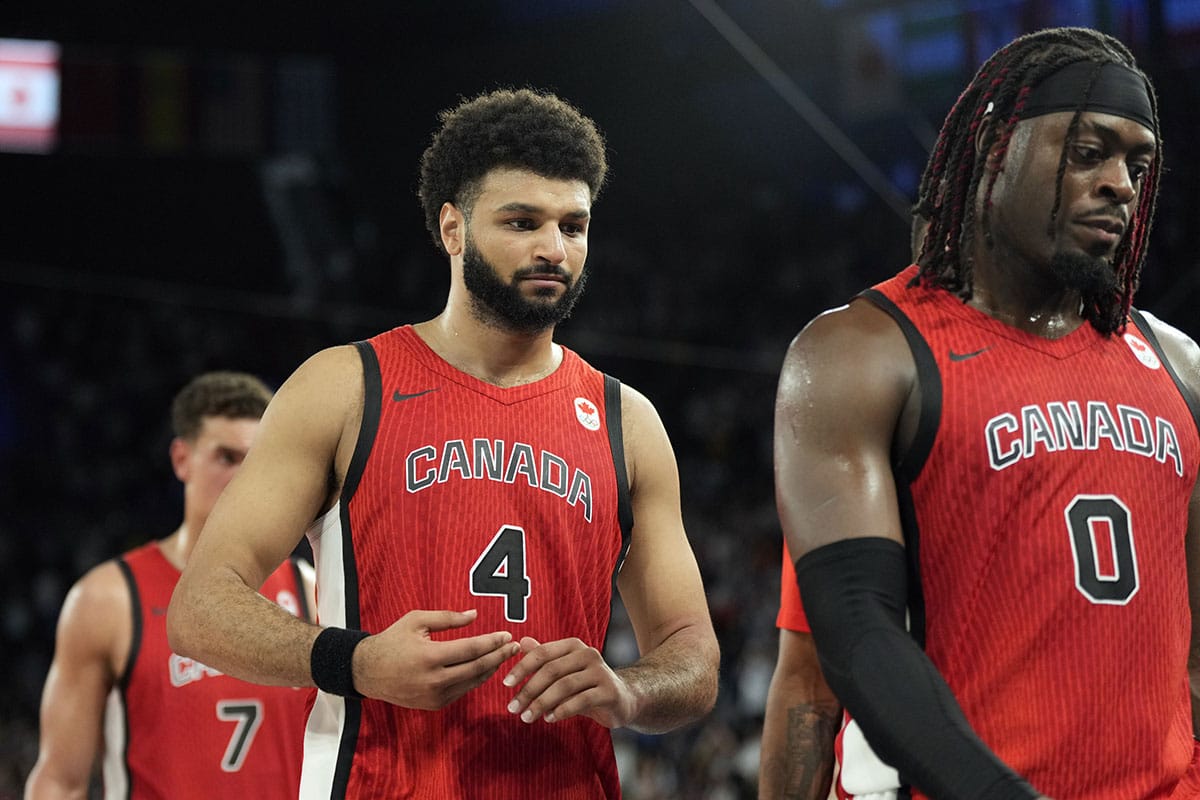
[344,340,383,547]
[856,288,943,649]
[604,374,634,584]
[856,288,943,481]
[331,340,383,799]
[1130,309,1200,437]
[115,557,140,800]
[115,558,141,690]
[288,556,313,622]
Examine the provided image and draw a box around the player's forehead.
[1023,110,1157,153]
[473,168,591,218]
[194,415,259,449]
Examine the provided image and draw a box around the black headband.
[1017,60,1156,134]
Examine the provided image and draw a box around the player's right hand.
[351,609,521,709]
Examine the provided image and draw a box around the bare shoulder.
[260,343,366,481]
[64,560,130,626]
[778,299,915,413]
[275,344,365,413]
[615,382,676,492]
[775,300,915,556]
[56,559,130,668]
[616,382,661,438]
[1139,310,1200,395]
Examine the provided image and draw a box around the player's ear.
[975,104,1001,170]
[169,437,191,482]
[440,202,465,256]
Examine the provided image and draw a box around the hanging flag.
[0,38,61,153]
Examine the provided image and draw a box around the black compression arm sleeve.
[795,537,1040,800]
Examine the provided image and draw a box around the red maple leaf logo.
[577,399,596,416]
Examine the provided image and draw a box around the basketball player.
[167,89,720,799]
[760,219,930,800]
[765,27,1200,800]
[26,371,315,799]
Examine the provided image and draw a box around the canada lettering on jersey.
[405,438,595,522]
[985,400,1184,476]
[168,653,224,687]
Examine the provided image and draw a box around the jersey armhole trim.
[114,557,141,691]
[343,341,382,505]
[604,374,634,577]
[856,288,943,483]
[855,288,935,652]
[1130,309,1200,440]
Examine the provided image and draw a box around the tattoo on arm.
[781,703,840,800]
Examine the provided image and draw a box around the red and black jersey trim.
[1130,309,1200,439]
[603,373,633,593]
[326,340,384,800]
[114,556,141,800]
[857,288,943,483]
[115,557,142,690]
[857,288,943,653]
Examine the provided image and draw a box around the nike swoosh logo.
[393,388,439,402]
[948,347,990,362]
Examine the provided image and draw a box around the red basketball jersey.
[301,326,631,800]
[105,541,311,799]
[779,267,1200,800]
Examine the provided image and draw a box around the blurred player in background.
[26,371,315,799]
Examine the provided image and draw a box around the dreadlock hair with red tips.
[911,27,1162,335]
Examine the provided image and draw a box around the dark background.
[2,1,1198,797]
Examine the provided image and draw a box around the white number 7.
[216,699,263,772]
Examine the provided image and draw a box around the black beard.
[461,240,588,334]
[1047,250,1118,299]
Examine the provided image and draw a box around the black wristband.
[310,627,370,698]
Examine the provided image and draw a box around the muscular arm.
[503,385,719,733]
[1143,312,1200,738]
[168,345,518,706]
[774,301,1042,799]
[609,386,720,732]
[1188,477,1200,739]
[168,347,356,686]
[759,629,840,800]
[26,563,128,799]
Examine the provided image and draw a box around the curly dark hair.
[912,27,1161,335]
[417,88,608,254]
[171,371,273,441]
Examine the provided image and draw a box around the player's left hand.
[502,636,638,729]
